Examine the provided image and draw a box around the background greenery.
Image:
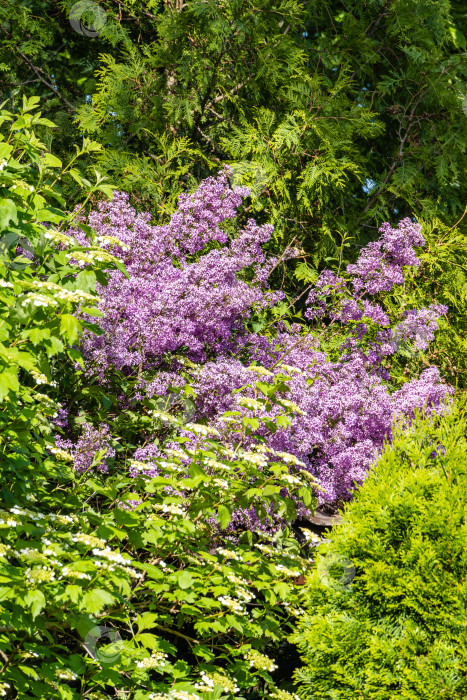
[2,0,466,387]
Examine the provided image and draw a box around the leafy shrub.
[0,98,315,699]
[293,398,467,700]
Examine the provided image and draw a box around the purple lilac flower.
[72,172,452,510]
[55,422,115,475]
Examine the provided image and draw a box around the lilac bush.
[65,170,453,505]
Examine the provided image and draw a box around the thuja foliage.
[2,0,466,256]
[292,398,467,700]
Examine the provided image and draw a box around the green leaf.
[35,207,65,224]
[0,369,19,400]
[0,143,13,159]
[60,314,82,345]
[177,570,194,589]
[81,588,115,615]
[137,612,159,632]
[0,199,18,229]
[218,504,231,529]
[24,589,46,618]
[22,327,51,345]
[42,153,62,168]
[75,269,96,293]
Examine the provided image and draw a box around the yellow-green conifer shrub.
[292,398,467,700]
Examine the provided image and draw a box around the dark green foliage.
[2,1,466,258]
[293,399,467,700]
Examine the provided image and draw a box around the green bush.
[293,398,467,700]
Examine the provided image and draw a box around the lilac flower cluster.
[390,304,448,352]
[77,169,281,373]
[67,173,452,505]
[55,422,115,475]
[346,218,425,294]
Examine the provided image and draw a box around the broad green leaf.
[24,589,46,618]
[0,199,18,229]
[60,314,82,345]
[177,570,194,589]
[218,504,231,529]
[0,369,19,400]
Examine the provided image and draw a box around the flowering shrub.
[70,174,453,504]
[0,384,317,699]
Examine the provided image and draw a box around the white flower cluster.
[0,543,11,557]
[237,396,265,411]
[281,473,303,487]
[159,460,186,473]
[21,651,39,660]
[48,512,75,525]
[277,364,304,375]
[1,506,67,526]
[271,690,301,700]
[95,234,130,251]
[246,365,273,376]
[205,458,231,472]
[195,671,239,694]
[150,410,179,423]
[0,279,13,288]
[92,547,131,566]
[14,547,45,560]
[218,596,246,614]
[129,459,155,471]
[30,370,49,385]
[241,451,268,467]
[227,572,249,587]
[245,648,278,672]
[279,400,304,415]
[136,651,168,669]
[236,587,255,602]
[213,478,229,490]
[48,446,74,462]
[254,543,275,556]
[301,529,321,544]
[185,422,220,436]
[59,567,92,581]
[282,602,306,616]
[274,564,301,578]
[217,548,243,562]
[155,503,185,516]
[0,683,11,697]
[271,450,306,467]
[25,566,56,584]
[44,230,74,246]
[65,249,121,266]
[22,280,98,305]
[22,293,58,308]
[55,668,78,681]
[72,533,106,548]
